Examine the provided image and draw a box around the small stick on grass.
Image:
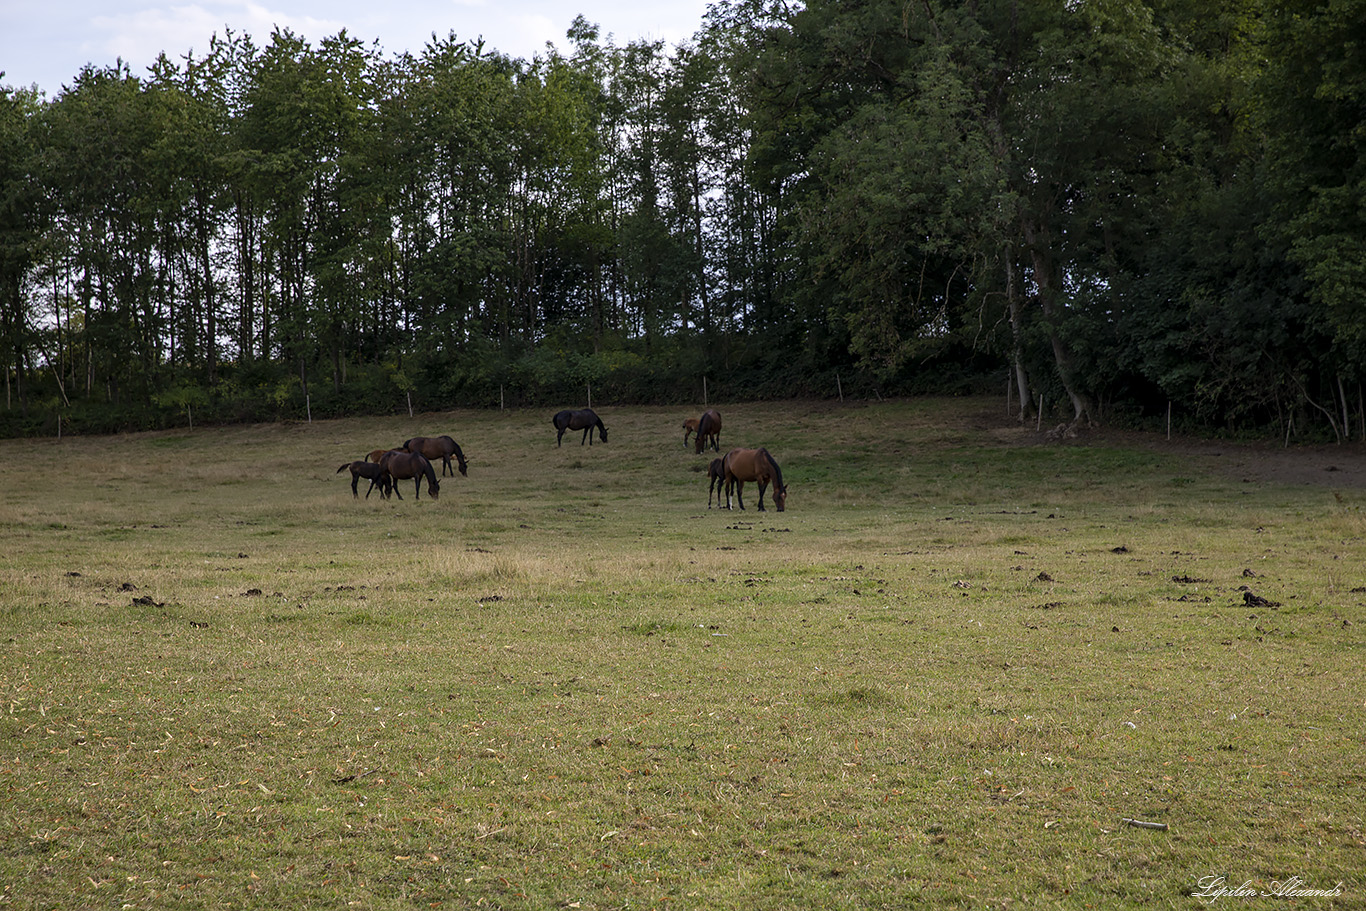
[1121,817,1169,831]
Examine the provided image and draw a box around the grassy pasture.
[1,397,1363,910]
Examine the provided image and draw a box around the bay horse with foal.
[722,447,787,512]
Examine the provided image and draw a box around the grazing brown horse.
[722,447,787,512]
[694,409,722,454]
[337,460,390,499]
[707,457,725,508]
[367,448,396,463]
[683,418,699,448]
[552,409,608,446]
[404,435,468,477]
[380,450,440,500]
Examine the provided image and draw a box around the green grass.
[1,398,1362,909]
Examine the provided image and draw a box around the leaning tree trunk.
[1004,250,1033,423]
[1023,217,1095,427]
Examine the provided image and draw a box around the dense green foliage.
[1,0,1364,438]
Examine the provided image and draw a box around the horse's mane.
[762,448,783,488]
[441,435,468,469]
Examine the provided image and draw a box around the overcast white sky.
[1,0,713,98]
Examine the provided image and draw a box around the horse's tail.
[338,463,351,474]
[762,449,784,489]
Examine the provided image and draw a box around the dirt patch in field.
[1100,429,1366,489]
[976,403,1366,489]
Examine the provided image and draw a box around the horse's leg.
[582,427,590,446]
[390,476,403,499]
[351,474,360,498]
[726,477,743,511]
[557,427,565,446]
[757,480,768,512]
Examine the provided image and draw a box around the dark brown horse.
[404,435,468,477]
[380,450,440,500]
[722,447,787,512]
[707,457,725,508]
[553,409,608,446]
[683,418,699,448]
[694,409,722,454]
[337,460,390,499]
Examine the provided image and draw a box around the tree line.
[1,0,1362,439]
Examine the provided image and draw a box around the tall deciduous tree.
[235,29,380,395]
[42,63,170,404]
[0,83,44,414]
[1255,0,1366,436]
